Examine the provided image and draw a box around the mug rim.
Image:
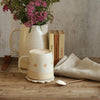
[29,49,52,55]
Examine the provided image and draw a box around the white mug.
[18,49,54,83]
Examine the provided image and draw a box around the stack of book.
[49,30,65,66]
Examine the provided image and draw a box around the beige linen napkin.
[55,54,100,81]
[55,53,81,77]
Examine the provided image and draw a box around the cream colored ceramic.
[9,24,48,69]
[18,49,54,82]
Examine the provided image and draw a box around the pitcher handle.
[9,29,20,53]
[18,55,29,74]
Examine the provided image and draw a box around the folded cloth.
[55,56,68,67]
[55,53,81,77]
[75,57,100,81]
[55,54,100,81]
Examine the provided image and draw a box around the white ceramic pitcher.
[9,24,48,69]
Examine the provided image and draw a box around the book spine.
[54,32,59,66]
[49,31,54,60]
[62,31,65,57]
[59,31,65,60]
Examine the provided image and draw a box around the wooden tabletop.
[0,58,100,100]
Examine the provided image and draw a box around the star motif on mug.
[34,64,37,67]
[44,64,47,67]
[51,62,53,65]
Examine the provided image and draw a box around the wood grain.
[0,58,100,100]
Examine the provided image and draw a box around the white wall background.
[0,0,100,57]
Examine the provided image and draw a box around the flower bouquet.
[1,0,60,31]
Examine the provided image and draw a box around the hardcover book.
[54,31,59,65]
[58,30,65,60]
[49,30,54,60]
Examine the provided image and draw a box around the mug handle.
[9,29,20,53]
[18,55,29,74]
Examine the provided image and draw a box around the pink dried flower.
[42,2,47,7]
[35,1,41,7]
[27,5,35,11]
[38,15,44,21]
[43,11,48,19]
[40,11,48,19]
[25,0,49,28]
[24,20,34,28]
[29,1,35,5]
